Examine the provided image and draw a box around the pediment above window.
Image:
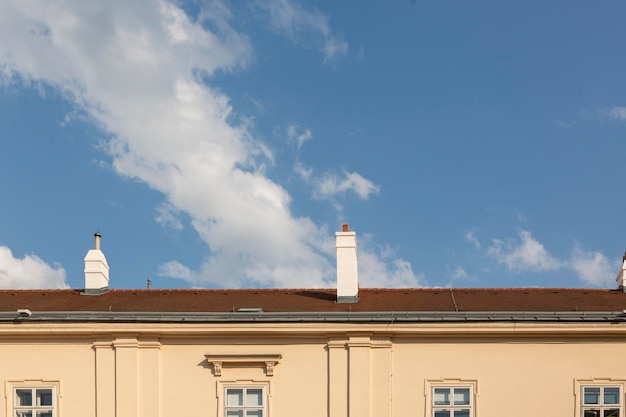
[205,354,282,377]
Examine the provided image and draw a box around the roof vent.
[83,231,110,295]
[336,223,358,303]
[238,308,263,313]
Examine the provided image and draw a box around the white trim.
[574,378,626,417]
[425,378,478,417]
[217,379,271,417]
[6,380,61,417]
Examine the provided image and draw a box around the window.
[13,387,55,417]
[582,386,622,417]
[431,386,472,417]
[224,387,265,417]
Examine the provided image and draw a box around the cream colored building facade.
[1,228,626,417]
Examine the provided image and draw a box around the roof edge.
[2,310,625,324]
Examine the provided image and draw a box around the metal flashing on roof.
[1,310,625,324]
[80,287,110,296]
[336,295,359,304]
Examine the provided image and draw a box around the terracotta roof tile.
[0,288,624,313]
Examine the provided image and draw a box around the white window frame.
[6,381,60,417]
[576,379,626,417]
[425,378,478,417]
[217,380,270,417]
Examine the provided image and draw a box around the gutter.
[1,310,626,323]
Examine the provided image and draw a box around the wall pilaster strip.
[93,339,115,417]
[327,338,348,417]
[114,336,139,417]
[348,335,371,417]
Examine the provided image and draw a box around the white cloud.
[0,1,406,289]
[358,235,424,288]
[487,230,562,272]
[0,246,67,289]
[452,266,469,281]
[158,260,193,282]
[484,229,617,288]
[293,161,313,182]
[598,106,626,121]
[465,230,481,249]
[263,0,348,63]
[571,245,615,287]
[607,107,626,120]
[286,124,312,149]
[314,171,380,200]
[155,202,183,231]
[294,163,379,203]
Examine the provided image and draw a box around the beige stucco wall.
[1,337,96,416]
[393,336,626,416]
[1,322,625,417]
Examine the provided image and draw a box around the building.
[1,226,626,417]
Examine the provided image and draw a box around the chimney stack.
[83,231,110,294]
[616,252,626,292]
[336,224,358,303]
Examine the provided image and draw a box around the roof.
[0,288,625,323]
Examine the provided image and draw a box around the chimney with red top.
[336,223,358,303]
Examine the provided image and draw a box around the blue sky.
[1,1,625,290]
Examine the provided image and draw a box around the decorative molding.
[205,354,282,377]
[213,361,223,376]
[424,378,479,396]
[573,378,626,417]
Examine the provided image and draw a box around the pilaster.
[114,336,139,417]
[327,337,348,417]
[347,335,371,417]
[94,338,115,417]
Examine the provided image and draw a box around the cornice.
[1,320,626,338]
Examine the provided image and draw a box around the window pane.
[246,389,263,407]
[246,410,263,417]
[605,388,620,405]
[37,389,53,406]
[226,389,243,406]
[454,388,470,405]
[15,412,33,417]
[585,387,601,405]
[434,410,450,417]
[226,411,243,417]
[454,410,470,417]
[16,389,33,406]
[604,409,619,417]
[36,412,53,417]
[434,388,450,405]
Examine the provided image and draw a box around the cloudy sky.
[1,1,625,290]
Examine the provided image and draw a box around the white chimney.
[336,224,358,303]
[616,252,626,292]
[84,231,109,293]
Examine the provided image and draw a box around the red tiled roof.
[0,288,625,313]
